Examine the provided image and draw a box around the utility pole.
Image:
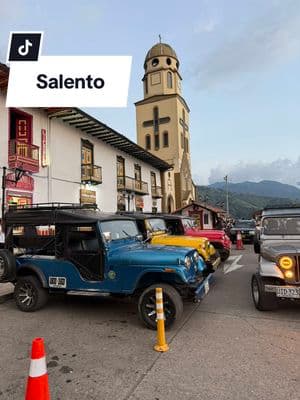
[224,175,229,218]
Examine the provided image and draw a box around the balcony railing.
[151,185,163,198]
[117,176,149,195]
[8,140,39,173]
[81,164,102,184]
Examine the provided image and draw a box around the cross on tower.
[143,107,170,133]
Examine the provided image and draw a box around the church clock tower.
[135,41,195,211]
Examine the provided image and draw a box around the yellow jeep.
[133,214,221,272]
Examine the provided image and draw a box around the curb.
[0,284,14,304]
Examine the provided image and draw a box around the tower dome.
[145,43,178,64]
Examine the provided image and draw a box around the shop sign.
[80,189,96,204]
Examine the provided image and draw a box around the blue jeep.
[0,204,213,329]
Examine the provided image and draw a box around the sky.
[1,0,300,186]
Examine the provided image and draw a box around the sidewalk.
[0,283,14,302]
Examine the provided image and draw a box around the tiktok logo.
[8,32,43,62]
[18,39,33,56]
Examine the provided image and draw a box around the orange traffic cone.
[236,231,244,250]
[25,338,50,400]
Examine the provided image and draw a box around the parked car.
[119,213,221,272]
[0,204,213,329]
[230,219,256,243]
[251,206,300,310]
[162,215,231,262]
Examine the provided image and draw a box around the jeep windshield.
[100,220,139,241]
[263,217,300,235]
[234,220,255,229]
[146,218,167,233]
[182,218,196,229]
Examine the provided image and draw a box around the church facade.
[135,42,196,212]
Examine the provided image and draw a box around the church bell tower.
[135,41,195,211]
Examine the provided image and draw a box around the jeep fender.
[16,264,48,288]
[134,269,186,293]
[259,257,284,280]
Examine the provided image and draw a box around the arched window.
[181,132,184,149]
[145,134,151,150]
[167,72,173,88]
[153,106,159,133]
[163,131,169,147]
[154,133,160,149]
[185,137,189,153]
[144,77,148,94]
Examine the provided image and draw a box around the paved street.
[0,245,299,400]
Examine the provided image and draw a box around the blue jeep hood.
[108,242,194,266]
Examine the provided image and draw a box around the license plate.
[204,280,209,294]
[276,287,300,298]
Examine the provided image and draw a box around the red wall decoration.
[41,128,48,167]
[6,173,34,191]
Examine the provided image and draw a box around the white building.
[0,63,170,217]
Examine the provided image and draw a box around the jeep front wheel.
[138,283,183,330]
[14,275,48,312]
[251,273,278,311]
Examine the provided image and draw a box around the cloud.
[193,0,300,89]
[194,18,219,34]
[208,158,300,186]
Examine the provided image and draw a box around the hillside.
[210,180,300,200]
[197,185,297,219]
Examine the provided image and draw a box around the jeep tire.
[14,275,48,312]
[251,273,278,311]
[138,283,183,330]
[220,249,230,262]
[0,249,16,282]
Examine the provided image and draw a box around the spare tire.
[0,250,16,282]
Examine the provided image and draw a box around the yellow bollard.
[154,287,169,352]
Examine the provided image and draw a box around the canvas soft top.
[4,204,135,226]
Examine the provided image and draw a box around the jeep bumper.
[265,284,300,299]
[207,255,221,271]
[192,273,214,302]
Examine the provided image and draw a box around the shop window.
[163,131,169,147]
[145,134,151,150]
[9,108,33,143]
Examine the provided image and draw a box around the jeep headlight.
[184,256,192,269]
[193,251,200,263]
[278,256,294,270]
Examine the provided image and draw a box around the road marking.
[223,255,244,274]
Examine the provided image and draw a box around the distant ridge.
[197,182,299,219]
[209,180,300,200]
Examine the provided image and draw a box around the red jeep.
[164,215,231,262]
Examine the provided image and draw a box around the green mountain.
[210,180,300,200]
[196,185,297,219]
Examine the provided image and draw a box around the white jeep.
[252,207,300,310]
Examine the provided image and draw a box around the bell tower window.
[167,72,173,88]
[154,133,160,150]
[163,131,169,147]
[145,134,151,150]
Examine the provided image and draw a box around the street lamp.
[1,166,25,228]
